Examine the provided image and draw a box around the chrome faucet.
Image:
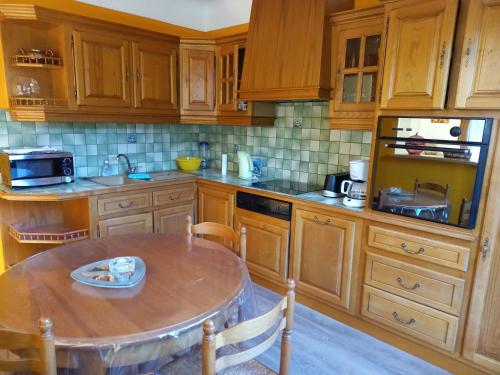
[116,154,136,174]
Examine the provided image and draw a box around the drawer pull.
[401,242,425,255]
[313,216,331,225]
[118,201,134,209]
[392,311,415,325]
[169,193,181,201]
[396,277,420,290]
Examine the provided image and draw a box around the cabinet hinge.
[97,225,101,237]
[482,237,490,260]
[71,35,74,47]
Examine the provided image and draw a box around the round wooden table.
[0,233,250,374]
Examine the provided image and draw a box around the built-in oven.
[0,148,74,188]
[371,116,493,229]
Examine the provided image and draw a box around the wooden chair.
[186,215,247,262]
[414,178,450,202]
[202,279,295,375]
[0,317,56,375]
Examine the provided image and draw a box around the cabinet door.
[180,46,216,113]
[380,0,458,109]
[454,0,500,109]
[73,30,131,107]
[197,185,234,244]
[291,209,355,309]
[463,141,500,373]
[154,204,194,235]
[235,208,289,284]
[98,213,153,237]
[132,41,178,110]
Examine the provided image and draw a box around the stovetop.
[250,179,323,195]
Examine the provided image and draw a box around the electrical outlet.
[127,133,137,143]
[293,118,303,128]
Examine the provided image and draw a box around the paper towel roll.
[221,154,228,175]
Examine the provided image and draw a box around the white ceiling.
[77,0,252,31]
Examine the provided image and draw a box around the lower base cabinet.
[154,204,194,235]
[290,208,356,309]
[235,208,289,285]
[98,212,153,237]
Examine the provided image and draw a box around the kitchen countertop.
[0,168,363,211]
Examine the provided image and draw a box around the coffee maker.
[341,160,369,208]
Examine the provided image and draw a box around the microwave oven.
[0,148,74,188]
[371,116,492,229]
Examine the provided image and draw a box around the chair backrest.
[202,279,295,375]
[0,317,56,375]
[185,215,247,261]
[414,178,450,201]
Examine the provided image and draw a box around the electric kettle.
[237,151,253,180]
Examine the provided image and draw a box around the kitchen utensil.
[176,156,202,171]
[322,172,350,197]
[237,151,253,180]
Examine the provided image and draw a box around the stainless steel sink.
[83,175,148,186]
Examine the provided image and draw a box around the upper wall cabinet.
[0,5,180,123]
[452,0,500,110]
[380,0,459,110]
[329,6,384,129]
[179,40,217,124]
[132,41,177,111]
[72,31,131,108]
[215,35,275,126]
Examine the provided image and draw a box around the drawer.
[98,212,153,237]
[365,253,465,315]
[367,225,470,271]
[153,185,194,207]
[361,286,458,352]
[98,192,152,216]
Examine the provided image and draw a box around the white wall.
[77,0,252,31]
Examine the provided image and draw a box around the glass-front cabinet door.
[217,43,248,114]
[329,7,384,130]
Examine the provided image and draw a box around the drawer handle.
[169,193,181,201]
[313,216,331,225]
[118,201,134,209]
[392,311,415,325]
[400,242,425,255]
[396,277,420,290]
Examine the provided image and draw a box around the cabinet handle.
[464,38,472,68]
[118,201,134,209]
[482,237,490,260]
[392,311,415,325]
[396,277,420,290]
[400,242,425,255]
[169,193,181,201]
[439,42,446,69]
[313,216,331,225]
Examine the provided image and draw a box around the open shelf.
[9,97,66,107]
[9,223,89,244]
[10,54,63,68]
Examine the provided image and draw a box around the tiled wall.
[0,102,371,185]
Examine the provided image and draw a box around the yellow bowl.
[176,157,202,171]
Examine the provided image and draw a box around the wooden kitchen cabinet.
[462,134,500,373]
[180,41,217,124]
[452,0,500,109]
[380,0,459,109]
[98,212,153,237]
[197,183,235,244]
[132,40,178,111]
[72,30,131,107]
[329,6,384,129]
[154,204,194,235]
[291,208,356,309]
[235,208,289,285]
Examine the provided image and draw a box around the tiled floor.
[253,283,451,375]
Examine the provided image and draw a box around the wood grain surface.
[0,234,246,349]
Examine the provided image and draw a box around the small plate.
[71,256,146,288]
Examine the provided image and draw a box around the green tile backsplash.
[0,101,371,185]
